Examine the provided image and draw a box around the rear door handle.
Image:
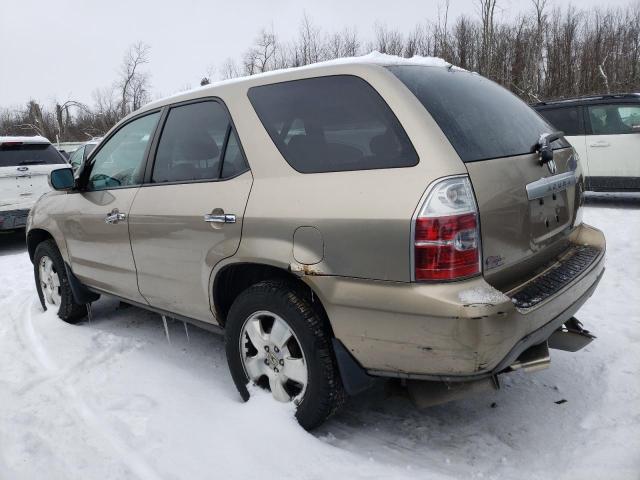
[589,140,610,148]
[105,209,126,224]
[204,213,236,224]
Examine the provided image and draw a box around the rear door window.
[389,66,569,162]
[152,101,247,183]
[248,75,418,173]
[537,107,584,136]
[588,104,640,135]
[0,143,65,167]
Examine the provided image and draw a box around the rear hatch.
[389,66,583,292]
[0,140,67,211]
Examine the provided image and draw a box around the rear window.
[248,75,418,173]
[0,143,65,167]
[388,66,568,162]
[537,107,584,136]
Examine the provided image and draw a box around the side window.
[248,75,418,173]
[221,129,247,178]
[68,147,84,169]
[588,104,640,135]
[88,112,159,190]
[152,101,229,183]
[538,107,584,136]
[84,143,97,160]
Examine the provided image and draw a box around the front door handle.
[105,209,127,224]
[204,213,236,224]
[589,140,610,148]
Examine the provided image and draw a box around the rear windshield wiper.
[535,131,564,165]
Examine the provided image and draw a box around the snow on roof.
[145,52,463,111]
[0,135,51,145]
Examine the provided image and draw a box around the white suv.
[0,136,68,230]
[534,93,640,191]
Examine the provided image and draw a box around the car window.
[388,66,569,162]
[0,143,65,167]
[68,147,84,168]
[537,107,584,136]
[152,101,230,183]
[84,143,97,159]
[248,75,418,173]
[221,128,248,178]
[588,104,640,135]
[87,112,159,190]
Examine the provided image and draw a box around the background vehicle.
[67,138,101,171]
[533,93,640,191]
[0,136,67,230]
[27,56,605,429]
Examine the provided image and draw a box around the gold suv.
[27,56,605,429]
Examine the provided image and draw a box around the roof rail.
[532,92,640,106]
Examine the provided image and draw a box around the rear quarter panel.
[215,64,467,282]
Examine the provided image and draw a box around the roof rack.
[532,92,640,106]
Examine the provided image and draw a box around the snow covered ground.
[0,197,638,480]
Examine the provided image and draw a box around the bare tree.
[117,42,151,117]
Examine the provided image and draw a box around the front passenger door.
[62,111,160,301]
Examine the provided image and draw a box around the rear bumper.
[308,223,606,380]
[0,208,30,230]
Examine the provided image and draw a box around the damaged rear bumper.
[307,223,605,382]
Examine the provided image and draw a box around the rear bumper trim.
[510,245,602,310]
[366,267,604,382]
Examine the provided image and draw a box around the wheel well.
[27,229,54,261]
[213,263,331,331]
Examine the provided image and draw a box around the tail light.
[412,176,481,281]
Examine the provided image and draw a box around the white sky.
[0,0,635,107]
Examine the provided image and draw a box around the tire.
[33,239,87,323]
[225,280,345,430]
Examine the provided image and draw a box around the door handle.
[589,140,610,148]
[203,213,236,224]
[105,209,126,224]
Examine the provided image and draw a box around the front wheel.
[34,240,87,323]
[225,280,345,430]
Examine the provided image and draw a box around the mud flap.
[64,263,100,304]
[332,339,375,396]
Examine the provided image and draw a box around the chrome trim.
[204,213,236,224]
[105,210,126,224]
[526,171,577,201]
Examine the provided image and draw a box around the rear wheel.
[34,240,87,323]
[225,280,345,430]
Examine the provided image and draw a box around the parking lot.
[0,195,638,480]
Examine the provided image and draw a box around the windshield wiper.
[535,131,564,165]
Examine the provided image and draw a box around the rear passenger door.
[128,99,252,323]
[585,103,640,188]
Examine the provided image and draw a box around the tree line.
[2,0,639,142]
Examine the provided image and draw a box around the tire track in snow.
[17,294,162,480]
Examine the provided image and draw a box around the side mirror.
[631,124,640,133]
[49,167,75,191]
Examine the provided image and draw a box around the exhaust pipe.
[507,341,551,373]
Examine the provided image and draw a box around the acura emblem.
[547,159,557,174]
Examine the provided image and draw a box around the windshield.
[388,66,568,162]
[0,143,66,167]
